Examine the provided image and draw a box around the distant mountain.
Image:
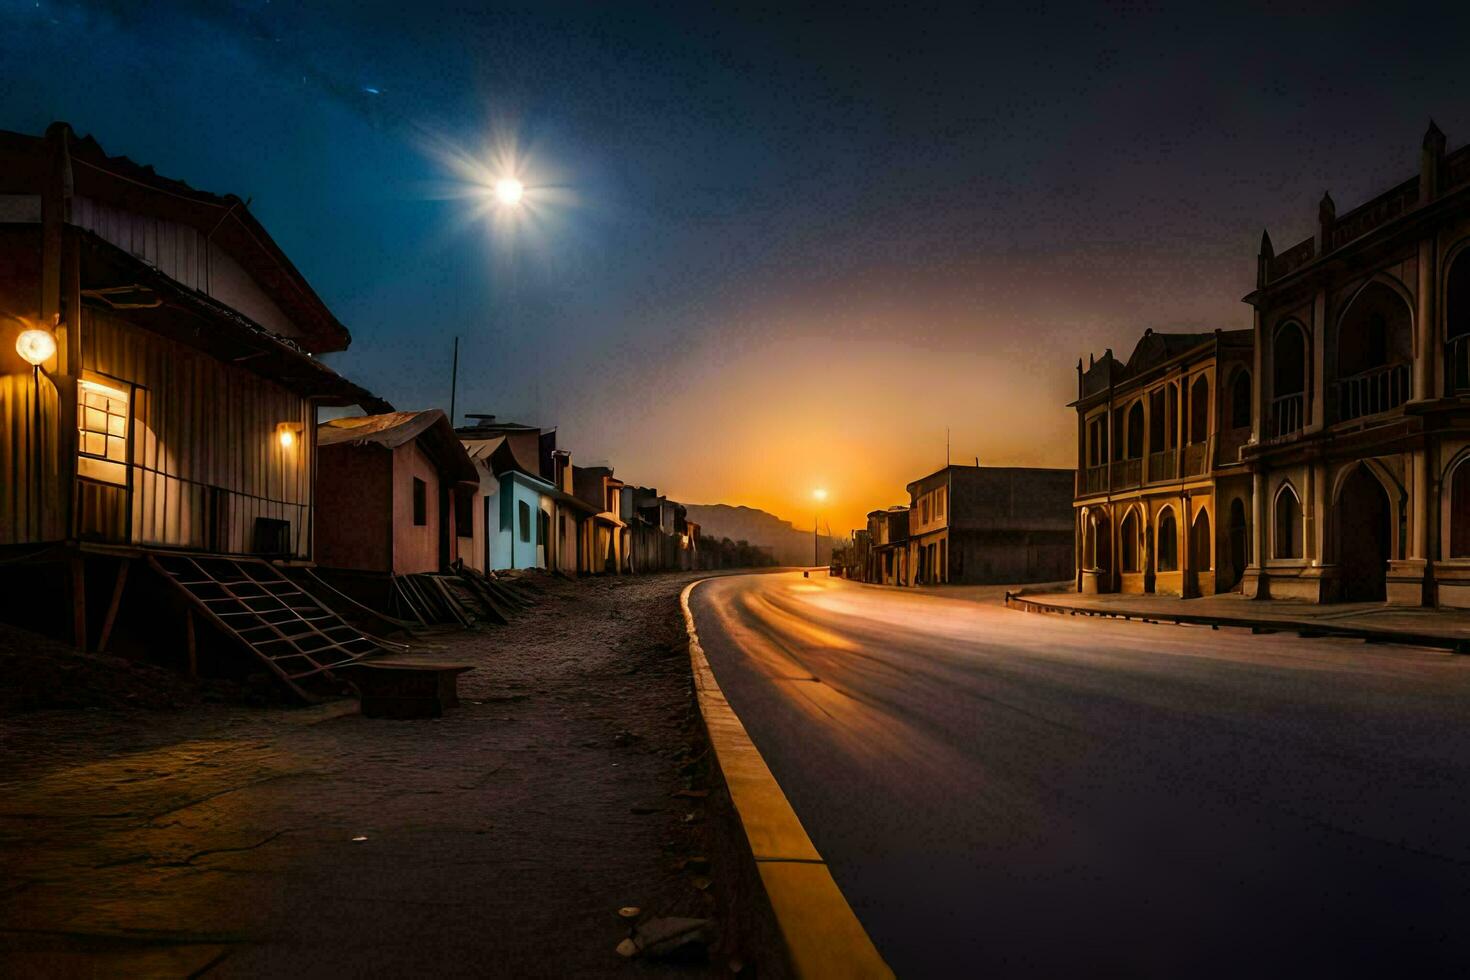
[683,503,841,566]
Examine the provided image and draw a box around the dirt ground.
[0,570,784,978]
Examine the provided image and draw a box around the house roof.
[1075,327,1252,404]
[319,410,478,485]
[79,230,389,412]
[0,124,352,353]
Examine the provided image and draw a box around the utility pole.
[813,506,819,567]
[448,336,459,427]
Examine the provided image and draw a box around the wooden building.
[315,410,478,579]
[1242,122,1470,606]
[1071,329,1255,596]
[0,123,383,655]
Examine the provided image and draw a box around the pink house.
[315,411,479,580]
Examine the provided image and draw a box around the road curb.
[1004,589,1470,653]
[680,579,893,980]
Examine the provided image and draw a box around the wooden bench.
[340,661,474,719]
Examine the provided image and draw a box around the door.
[1336,466,1390,602]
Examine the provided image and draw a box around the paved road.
[691,571,1470,977]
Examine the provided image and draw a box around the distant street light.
[813,489,828,568]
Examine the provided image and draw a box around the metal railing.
[1270,393,1304,438]
[1335,361,1408,422]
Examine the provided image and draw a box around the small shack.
[315,411,480,591]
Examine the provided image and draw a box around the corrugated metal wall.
[83,309,314,557]
[0,371,63,545]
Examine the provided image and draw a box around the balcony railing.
[1083,465,1107,495]
[1448,335,1470,393]
[1335,361,1409,422]
[1270,393,1304,438]
[1182,442,1209,477]
[1115,458,1142,488]
[1147,449,1177,483]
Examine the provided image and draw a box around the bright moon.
[494,178,524,205]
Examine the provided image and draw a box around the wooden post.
[70,554,86,650]
[96,559,130,654]
[185,609,198,678]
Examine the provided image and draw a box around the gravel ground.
[0,570,784,977]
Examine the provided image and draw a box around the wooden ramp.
[150,553,381,700]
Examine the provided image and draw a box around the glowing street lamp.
[15,327,56,366]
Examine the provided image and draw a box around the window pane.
[85,406,106,433]
[84,432,106,456]
[106,437,126,462]
[107,414,127,437]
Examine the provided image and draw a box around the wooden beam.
[70,554,86,650]
[184,609,197,678]
[96,558,130,654]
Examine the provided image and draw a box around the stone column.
[1310,289,1328,431]
[1245,470,1267,598]
[1417,237,1437,400]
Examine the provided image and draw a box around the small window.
[518,500,531,542]
[77,378,129,485]
[937,488,946,518]
[412,477,427,526]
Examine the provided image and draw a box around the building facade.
[1072,330,1255,596]
[1243,122,1470,607]
[908,465,1074,586]
[866,506,909,585]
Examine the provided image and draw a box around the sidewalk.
[1007,587,1470,651]
[0,572,781,977]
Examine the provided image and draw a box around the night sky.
[7,1,1470,533]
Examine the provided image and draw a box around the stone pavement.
[1009,587,1470,649]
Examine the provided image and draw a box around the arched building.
[1242,122,1470,606]
[1072,329,1255,596]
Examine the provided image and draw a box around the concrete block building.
[905,465,1073,585]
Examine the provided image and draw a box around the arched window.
[1156,508,1178,572]
[1120,509,1140,572]
[1336,282,1412,420]
[1272,323,1307,435]
[1189,376,1210,444]
[1126,402,1144,459]
[1447,248,1470,391]
[1230,370,1252,429]
[1274,484,1302,559]
[1451,458,1470,558]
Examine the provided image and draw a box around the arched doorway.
[1224,497,1248,590]
[1190,509,1212,594]
[1335,466,1391,602]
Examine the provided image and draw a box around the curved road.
[691,571,1470,977]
